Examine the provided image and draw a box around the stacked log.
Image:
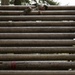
[0,5,75,75]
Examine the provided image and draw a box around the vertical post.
[1,0,9,5]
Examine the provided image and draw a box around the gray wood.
[0,27,74,33]
[0,70,75,75]
[0,54,75,61]
[0,15,75,21]
[0,33,75,39]
[0,21,75,27]
[0,61,75,70]
[0,47,75,54]
[0,39,74,46]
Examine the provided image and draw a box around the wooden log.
[0,5,34,10]
[0,6,75,10]
[0,47,75,54]
[0,27,74,33]
[0,54,75,61]
[0,21,74,27]
[0,70,75,75]
[0,15,75,21]
[40,6,75,10]
[0,10,75,15]
[0,33,75,39]
[0,61,75,70]
[0,39,74,46]
[29,11,75,15]
[0,11,23,15]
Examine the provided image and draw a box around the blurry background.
[0,0,75,5]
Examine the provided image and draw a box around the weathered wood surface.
[0,10,75,15]
[0,27,74,33]
[0,15,75,21]
[0,39,74,46]
[0,70,75,75]
[0,54,75,61]
[0,47,75,54]
[0,5,75,74]
[0,21,75,27]
[0,33,75,39]
[0,6,75,10]
[0,61,75,70]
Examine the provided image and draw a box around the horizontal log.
[0,70,75,75]
[0,15,75,21]
[0,6,75,10]
[26,10,75,15]
[0,10,75,15]
[41,6,75,10]
[0,21,75,27]
[0,54,75,61]
[0,47,75,54]
[0,11,23,15]
[0,33,75,39]
[0,61,75,70]
[0,5,34,10]
[0,39,74,46]
[0,27,74,33]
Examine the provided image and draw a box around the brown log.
[0,11,23,15]
[40,6,75,10]
[0,47,75,54]
[0,61,75,70]
[0,6,75,10]
[0,70,75,75]
[0,54,75,61]
[0,10,75,15]
[0,33,75,39]
[0,21,75,27]
[0,39,74,46]
[0,5,34,10]
[0,15,75,21]
[0,27,74,33]
[29,11,75,15]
